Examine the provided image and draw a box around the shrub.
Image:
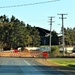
[50,46,59,57]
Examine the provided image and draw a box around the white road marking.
[23,60,31,65]
[23,59,38,71]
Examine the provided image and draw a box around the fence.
[0,52,31,57]
[0,51,42,57]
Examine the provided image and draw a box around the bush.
[50,46,59,57]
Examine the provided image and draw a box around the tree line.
[0,15,75,50]
[64,27,75,46]
[0,15,40,50]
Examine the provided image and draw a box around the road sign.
[14,49,18,53]
[42,51,48,59]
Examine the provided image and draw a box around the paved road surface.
[0,57,66,75]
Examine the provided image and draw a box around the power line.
[0,0,60,9]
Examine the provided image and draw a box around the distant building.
[36,27,50,45]
[36,27,59,45]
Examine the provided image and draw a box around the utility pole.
[48,16,55,53]
[58,13,67,56]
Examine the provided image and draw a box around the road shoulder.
[35,58,75,75]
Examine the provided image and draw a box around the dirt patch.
[35,58,75,75]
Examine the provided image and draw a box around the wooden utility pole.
[58,13,67,56]
[48,16,55,53]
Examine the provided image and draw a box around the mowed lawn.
[48,58,75,68]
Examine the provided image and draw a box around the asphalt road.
[0,57,66,75]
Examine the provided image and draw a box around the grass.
[48,59,75,68]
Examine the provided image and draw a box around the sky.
[0,0,75,33]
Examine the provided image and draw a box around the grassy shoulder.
[48,59,75,69]
[35,58,75,75]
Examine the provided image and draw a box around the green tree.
[9,17,26,48]
[64,27,75,46]
[64,28,71,45]
[30,27,40,46]
[51,30,59,45]
[0,15,40,50]
[26,24,40,47]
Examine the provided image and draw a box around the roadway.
[0,57,66,75]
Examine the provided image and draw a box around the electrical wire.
[0,0,60,8]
